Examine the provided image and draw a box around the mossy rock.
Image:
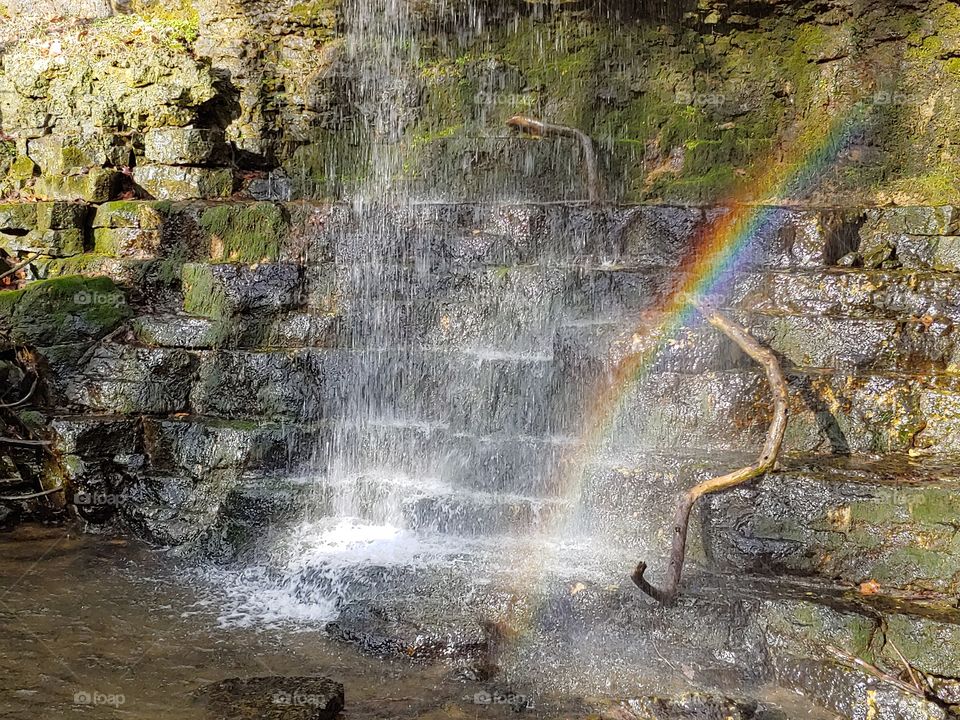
[0,276,130,348]
[198,203,289,263]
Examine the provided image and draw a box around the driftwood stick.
[632,302,789,605]
[0,253,41,283]
[0,376,37,409]
[0,437,52,446]
[506,115,601,204]
[0,484,64,501]
[826,645,927,699]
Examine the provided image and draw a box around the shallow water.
[0,524,595,719]
[0,524,838,720]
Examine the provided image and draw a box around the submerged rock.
[616,693,757,720]
[195,676,344,720]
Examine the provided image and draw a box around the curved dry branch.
[0,484,64,501]
[0,252,41,283]
[632,302,789,605]
[0,375,38,409]
[506,115,601,205]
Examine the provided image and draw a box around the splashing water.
[211,1,869,663]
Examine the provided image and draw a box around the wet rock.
[862,207,960,239]
[774,656,946,720]
[55,344,195,414]
[133,314,223,348]
[329,600,489,661]
[181,263,303,318]
[190,349,322,420]
[143,417,299,474]
[50,415,141,457]
[883,615,960,679]
[704,461,960,594]
[122,469,244,546]
[143,127,228,166]
[195,676,343,720]
[202,475,315,559]
[617,693,757,720]
[134,165,233,201]
[0,276,129,348]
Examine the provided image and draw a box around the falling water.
[211,4,704,694]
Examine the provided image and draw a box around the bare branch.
[632,302,789,605]
[0,375,38,409]
[826,644,927,699]
[0,484,64,501]
[0,252,42,283]
[0,437,52,446]
[506,115,601,205]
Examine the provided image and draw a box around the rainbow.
[500,101,869,636]
[568,101,868,474]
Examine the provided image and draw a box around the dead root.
[632,302,789,605]
[506,115,601,205]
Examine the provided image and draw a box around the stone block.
[27,133,132,175]
[191,349,323,420]
[0,276,129,348]
[181,262,302,318]
[0,202,37,232]
[34,168,122,203]
[93,227,162,259]
[51,415,142,457]
[143,127,228,165]
[35,201,88,230]
[59,344,195,414]
[92,200,172,229]
[134,164,233,200]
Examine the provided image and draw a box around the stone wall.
[2,0,960,204]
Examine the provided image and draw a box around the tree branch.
[506,115,601,205]
[632,302,789,605]
[0,252,41,283]
[0,375,37,408]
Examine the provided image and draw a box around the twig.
[0,437,52,446]
[0,252,41,282]
[0,484,64,501]
[826,644,926,698]
[884,636,925,694]
[506,115,601,204]
[632,302,788,605]
[0,376,37,408]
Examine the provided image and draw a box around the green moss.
[114,1,200,49]
[198,203,289,263]
[181,264,228,318]
[0,276,130,347]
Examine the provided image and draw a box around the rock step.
[43,341,960,456]
[173,262,960,336]
[703,454,960,596]
[13,201,960,280]
[133,304,960,378]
